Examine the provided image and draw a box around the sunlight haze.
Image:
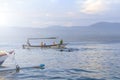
[0,0,120,27]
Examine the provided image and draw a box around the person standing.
[60,39,63,45]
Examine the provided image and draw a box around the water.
[0,42,120,80]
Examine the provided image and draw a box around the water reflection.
[0,77,5,80]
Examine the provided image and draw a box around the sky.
[0,0,120,28]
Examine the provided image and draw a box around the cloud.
[80,0,106,14]
[66,12,76,17]
[50,0,58,3]
[105,0,120,4]
[16,0,24,4]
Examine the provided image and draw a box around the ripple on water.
[0,42,120,80]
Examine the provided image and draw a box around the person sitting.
[41,42,44,46]
[53,42,56,45]
[44,43,46,46]
[60,39,63,45]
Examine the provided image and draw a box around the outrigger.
[22,37,67,49]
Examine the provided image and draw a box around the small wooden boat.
[0,51,14,66]
[22,37,67,49]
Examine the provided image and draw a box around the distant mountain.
[0,22,120,43]
[88,22,120,35]
[45,22,120,31]
[90,22,120,28]
[43,22,120,42]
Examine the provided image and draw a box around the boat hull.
[23,44,67,49]
[0,55,8,66]
[0,50,14,66]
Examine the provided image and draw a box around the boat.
[22,37,67,49]
[0,51,14,66]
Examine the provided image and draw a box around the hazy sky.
[0,0,120,28]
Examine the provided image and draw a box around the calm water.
[0,42,120,80]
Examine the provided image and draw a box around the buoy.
[39,64,45,69]
[16,64,20,72]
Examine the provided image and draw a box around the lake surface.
[0,42,120,80]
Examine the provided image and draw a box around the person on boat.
[41,42,44,46]
[60,39,63,45]
[44,43,46,47]
[53,42,56,45]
